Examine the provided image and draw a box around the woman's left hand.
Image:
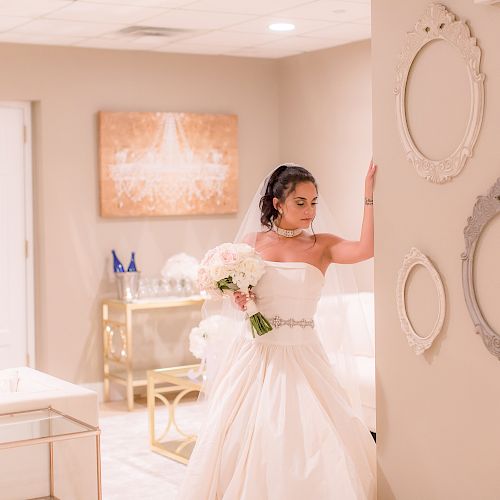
[365,159,377,198]
[233,290,257,311]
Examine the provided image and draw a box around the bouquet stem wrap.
[245,298,273,337]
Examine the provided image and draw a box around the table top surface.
[0,407,97,446]
[103,294,205,309]
[148,364,205,385]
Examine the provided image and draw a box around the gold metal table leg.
[147,373,155,446]
[49,416,54,498]
[125,306,134,411]
[147,367,203,464]
[96,433,102,500]
[102,303,110,403]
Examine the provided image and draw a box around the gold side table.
[147,364,204,464]
[102,295,205,411]
[0,406,101,500]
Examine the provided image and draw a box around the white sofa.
[0,367,99,500]
[317,292,375,433]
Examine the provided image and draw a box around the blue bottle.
[112,250,125,273]
[127,252,137,272]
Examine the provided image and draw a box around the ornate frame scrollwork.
[461,178,500,359]
[396,247,446,355]
[394,3,485,183]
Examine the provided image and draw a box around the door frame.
[0,101,35,367]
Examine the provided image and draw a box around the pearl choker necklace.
[272,222,303,238]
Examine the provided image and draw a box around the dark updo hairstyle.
[259,164,318,234]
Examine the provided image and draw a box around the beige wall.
[278,40,373,291]
[373,1,500,498]
[0,43,280,384]
[1,40,372,389]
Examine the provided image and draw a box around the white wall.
[0,43,280,383]
[278,40,373,291]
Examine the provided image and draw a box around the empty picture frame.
[396,247,446,355]
[394,3,484,183]
[462,177,500,359]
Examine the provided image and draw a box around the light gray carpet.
[99,399,202,500]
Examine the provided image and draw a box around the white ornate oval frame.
[396,247,446,355]
[461,178,500,359]
[394,3,485,183]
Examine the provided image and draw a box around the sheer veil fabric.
[197,164,374,424]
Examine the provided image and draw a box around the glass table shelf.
[0,407,98,449]
[0,406,101,499]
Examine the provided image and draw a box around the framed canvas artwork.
[99,111,238,217]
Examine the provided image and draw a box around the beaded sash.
[270,315,315,329]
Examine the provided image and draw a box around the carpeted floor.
[99,398,202,500]
[99,398,376,499]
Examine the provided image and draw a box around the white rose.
[239,257,264,286]
[189,326,207,359]
[210,265,228,282]
[235,243,252,255]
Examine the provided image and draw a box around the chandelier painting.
[99,111,238,217]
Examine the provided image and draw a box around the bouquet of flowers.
[197,243,273,337]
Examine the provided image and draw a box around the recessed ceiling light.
[268,22,296,32]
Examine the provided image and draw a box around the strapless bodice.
[248,260,325,345]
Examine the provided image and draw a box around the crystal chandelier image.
[107,112,231,214]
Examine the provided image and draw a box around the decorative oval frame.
[394,3,485,183]
[461,178,500,359]
[396,247,446,355]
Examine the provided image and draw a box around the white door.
[0,102,34,369]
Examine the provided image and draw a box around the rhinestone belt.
[270,315,315,329]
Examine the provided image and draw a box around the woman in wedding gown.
[178,163,377,499]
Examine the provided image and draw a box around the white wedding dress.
[178,260,376,499]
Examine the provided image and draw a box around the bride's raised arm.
[324,160,376,265]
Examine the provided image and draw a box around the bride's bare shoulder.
[240,233,254,244]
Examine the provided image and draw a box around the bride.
[178,162,377,499]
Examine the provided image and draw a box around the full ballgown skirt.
[178,261,376,499]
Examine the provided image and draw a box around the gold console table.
[102,295,205,411]
[0,406,101,500]
[147,364,204,464]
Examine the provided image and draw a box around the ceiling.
[0,0,370,59]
